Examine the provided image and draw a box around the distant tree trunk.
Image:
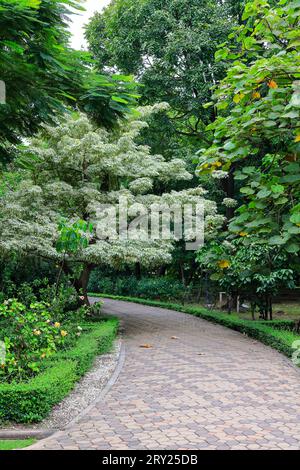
[135,262,141,280]
[222,166,235,221]
[268,296,273,321]
[227,294,234,314]
[251,303,256,321]
[179,262,186,286]
[158,265,166,276]
[187,258,197,285]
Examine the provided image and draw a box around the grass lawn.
[0,438,36,450]
[187,302,300,321]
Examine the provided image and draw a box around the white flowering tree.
[0,105,224,305]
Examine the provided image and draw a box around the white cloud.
[69,0,111,50]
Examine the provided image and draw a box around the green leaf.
[286,243,300,253]
[223,141,236,151]
[290,213,300,224]
[271,184,285,194]
[280,174,300,183]
[111,96,129,104]
[240,186,255,195]
[269,235,288,246]
[257,188,271,198]
[210,273,222,281]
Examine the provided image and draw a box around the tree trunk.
[221,166,236,221]
[179,262,186,287]
[269,296,273,321]
[74,264,93,306]
[251,303,256,321]
[227,294,233,314]
[135,262,141,280]
[158,265,166,276]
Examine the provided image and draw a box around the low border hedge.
[0,317,119,423]
[89,293,300,362]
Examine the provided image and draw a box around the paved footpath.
[29,298,300,450]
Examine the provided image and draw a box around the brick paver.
[29,298,300,450]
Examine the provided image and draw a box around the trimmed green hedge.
[88,274,186,302]
[0,360,76,423]
[90,294,300,361]
[0,318,119,423]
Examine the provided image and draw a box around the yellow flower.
[54,322,61,328]
[252,91,261,99]
[60,330,68,337]
[233,93,245,104]
[33,329,41,336]
[268,80,278,89]
[218,260,230,269]
[239,231,248,237]
[213,161,222,168]
[294,134,300,143]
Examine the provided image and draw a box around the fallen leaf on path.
[171,336,179,340]
[139,344,153,349]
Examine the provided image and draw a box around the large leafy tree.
[197,0,300,255]
[0,0,138,163]
[85,0,243,143]
[85,0,244,283]
[0,106,224,304]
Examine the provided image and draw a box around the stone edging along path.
[28,297,300,450]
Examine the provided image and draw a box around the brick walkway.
[29,298,300,450]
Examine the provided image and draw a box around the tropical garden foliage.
[196,0,300,316]
[0,0,299,418]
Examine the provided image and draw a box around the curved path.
[30,298,300,450]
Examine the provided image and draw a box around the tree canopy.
[197,0,300,254]
[0,106,224,303]
[0,0,138,163]
[86,0,243,140]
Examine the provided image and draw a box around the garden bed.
[90,294,300,363]
[0,317,119,423]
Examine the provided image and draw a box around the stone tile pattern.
[30,299,300,450]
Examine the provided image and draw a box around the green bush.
[90,294,300,360]
[258,320,295,331]
[0,318,119,423]
[88,275,186,301]
[0,360,77,423]
[0,299,70,382]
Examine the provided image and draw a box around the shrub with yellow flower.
[217,259,230,269]
[268,79,278,89]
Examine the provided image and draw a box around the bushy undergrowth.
[0,278,80,322]
[88,275,186,301]
[0,280,103,382]
[0,299,71,382]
